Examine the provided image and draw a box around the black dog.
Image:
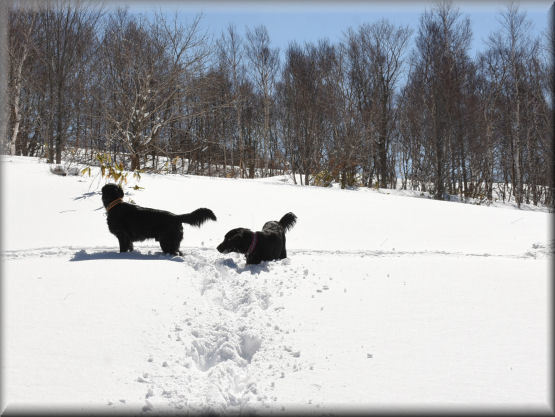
[101,183,216,255]
[217,213,297,264]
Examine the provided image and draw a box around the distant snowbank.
[257,173,551,213]
[18,151,550,213]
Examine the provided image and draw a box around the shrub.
[81,153,143,190]
[313,170,334,187]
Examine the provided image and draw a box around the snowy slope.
[1,156,552,414]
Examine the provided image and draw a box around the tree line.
[4,0,553,208]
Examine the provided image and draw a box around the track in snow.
[3,243,552,261]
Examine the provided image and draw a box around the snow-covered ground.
[1,155,552,414]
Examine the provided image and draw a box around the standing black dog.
[217,213,297,264]
[101,183,216,256]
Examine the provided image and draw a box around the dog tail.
[179,208,217,227]
[279,212,297,232]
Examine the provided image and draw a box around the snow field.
[1,156,552,414]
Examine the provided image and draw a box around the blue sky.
[109,1,552,60]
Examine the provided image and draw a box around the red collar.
[247,232,258,255]
[106,198,123,212]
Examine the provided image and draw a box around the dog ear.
[117,185,124,198]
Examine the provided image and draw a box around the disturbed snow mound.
[120,250,306,413]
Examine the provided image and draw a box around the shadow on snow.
[70,249,185,262]
[217,257,271,274]
[73,191,98,201]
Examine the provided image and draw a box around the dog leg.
[246,254,261,265]
[117,234,132,252]
[160,239,180,256]
[279,235,287,259]
[159,229,183,256]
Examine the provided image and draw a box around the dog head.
[101,183,124,208]
[217,228,252,254]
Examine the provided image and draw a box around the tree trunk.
[10,90,21,155]
[263,95,270,174]
[131,153,140,171]
[237,105,245,178]
[378,94,388,188]
[55,78,64,164]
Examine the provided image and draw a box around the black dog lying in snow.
[101,183,216,256]
[217,213,297,264]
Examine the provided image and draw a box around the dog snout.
[217,242,229,253]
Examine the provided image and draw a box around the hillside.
[1,155,551,414]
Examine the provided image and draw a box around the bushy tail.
[179,208,217,227]
[279,212,297,232]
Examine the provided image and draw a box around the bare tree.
[486,4,538,208]
[36,0,103,163]
[7,5,37,155]
[279,41,337,185]
[217,24,245,176]
[344,26,375,187]
[99,10,209,170]
[350,20,411,188]
[245,25,280,175]
[404,1,473,199]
